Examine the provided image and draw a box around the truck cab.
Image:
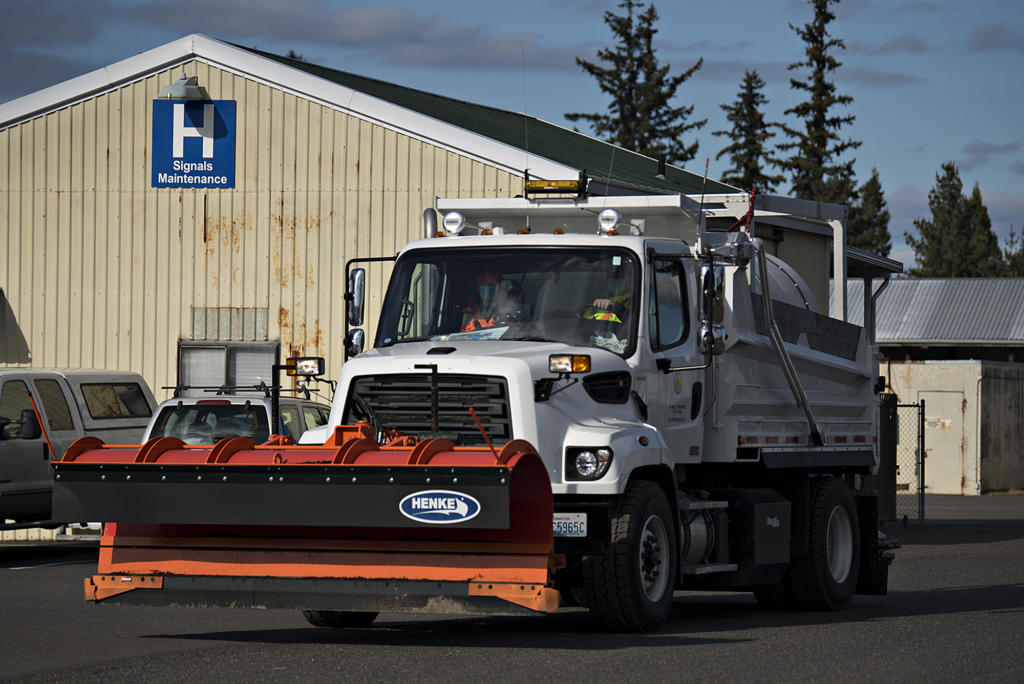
[336,231,705,497]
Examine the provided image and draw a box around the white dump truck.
[53,182,896,632]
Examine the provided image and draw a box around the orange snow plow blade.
[54,424,559,615]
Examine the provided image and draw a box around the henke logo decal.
[399,490,481,524]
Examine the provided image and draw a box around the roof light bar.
[524,170,589,198]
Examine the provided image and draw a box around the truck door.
[0,375,80,521]
[0,378,48,520]
[29,376,81,463]
[645,256,704,462]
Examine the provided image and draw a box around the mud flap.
[855,494,897,595]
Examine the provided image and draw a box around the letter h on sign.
[173,103,214,158]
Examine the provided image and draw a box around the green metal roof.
[243,45,736,196]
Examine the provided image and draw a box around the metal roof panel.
[833,278,1024,344]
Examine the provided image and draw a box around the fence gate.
[896,401,926,523]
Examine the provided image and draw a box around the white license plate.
[553,512,587,537]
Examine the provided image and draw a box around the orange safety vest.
[461,310,495,331]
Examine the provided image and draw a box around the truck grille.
[344,374,511,446]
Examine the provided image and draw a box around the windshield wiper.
[381,336,433,347]
[504,335,565,344]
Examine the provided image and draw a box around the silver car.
[144,394,331,445]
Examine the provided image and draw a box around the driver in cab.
[461,270,522,331]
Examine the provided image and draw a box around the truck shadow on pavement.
[882,518,1024,546]
[143,582,1023,648]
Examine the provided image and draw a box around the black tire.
[788,477,861,610]
[301,610,379,628]
[581,480,677,632]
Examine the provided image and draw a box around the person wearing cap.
[461,271,522,331]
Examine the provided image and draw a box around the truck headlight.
[549,354,591,373]
[566,447,613,480]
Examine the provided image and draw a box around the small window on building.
[80,383,152,419]
[34,379,75,430]
[177,341,279,396]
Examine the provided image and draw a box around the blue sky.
[3,0,1023,270]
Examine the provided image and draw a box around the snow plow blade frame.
[55,428,561,615]
[84,572,560,614]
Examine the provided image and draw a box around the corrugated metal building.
[1,33,858,403]
[835,278,1024,494]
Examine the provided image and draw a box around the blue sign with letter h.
[152,100,236,188]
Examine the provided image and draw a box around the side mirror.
[700,263,725,324]
[344,329,365,359]
[698,263,726,356]
[699,323,727,356]
[18,408,42,440]
[347,268,366,327]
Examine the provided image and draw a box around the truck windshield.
[376,247,639,356]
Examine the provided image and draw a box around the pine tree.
[906,162,1002,277]
[777,0,860,204]
[565,0,706,165]
[847,168,891,256]
[1000,227,1024,276]
[712,70,784,192]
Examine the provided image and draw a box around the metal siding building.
[0,37,544,396]
[833,278,1024,494]
[2,34,850,403]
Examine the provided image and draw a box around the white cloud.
[847,34,931,56]
[968,25,1024,53]
[959,140,1022,172]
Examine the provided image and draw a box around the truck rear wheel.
[581,480,677,631]
[788,477,860,610]
[301,610,379,628]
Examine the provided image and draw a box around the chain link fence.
[895,401,925,523]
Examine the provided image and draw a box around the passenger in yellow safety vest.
[581,292,630,325]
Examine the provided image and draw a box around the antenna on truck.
[695,157,710,254]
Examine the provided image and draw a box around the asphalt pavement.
[1,494,1021,683]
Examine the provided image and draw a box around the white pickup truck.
[0,368,155,527]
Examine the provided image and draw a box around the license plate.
[553,512,587,537]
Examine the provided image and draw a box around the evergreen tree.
[712,70,784,192]
[1000,227,1024,276]
[905,162,1002,277]
[847,168,891,256]
[777,0,860,204]
[566,0,706,165]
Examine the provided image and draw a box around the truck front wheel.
[582,480,677,631]
[788,476,860,610]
